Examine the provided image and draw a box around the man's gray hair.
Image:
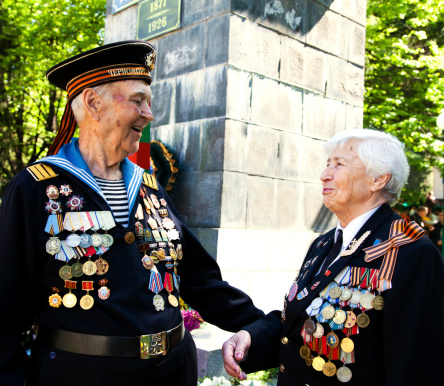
[325,128,410,206]
[71,84,113,123]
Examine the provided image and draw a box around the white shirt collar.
[335,206,381,252]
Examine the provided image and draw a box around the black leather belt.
[36,322,185,359]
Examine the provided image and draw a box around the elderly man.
[0,41,264,386]
[222,129,444,385]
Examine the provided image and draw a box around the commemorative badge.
[288,281,298,302]
[59,184,73,196]
[98,279,110,300]
[67,195,84,211]
[49,287,63,308]
[46,185,59,200]
[45,200,62,214]
[80,281,94,310]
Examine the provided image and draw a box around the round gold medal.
[322,361,337,377]
[305,356,313,366]
[62,292,77,308]
[80,294,94,310]
[124,232,135,244]
[82,260,97,276]
[339,287,352,301]
[299,345,311,359]
[168,294,179,307]
[59,265,73,280]
[329,286,342,299]
[312,356,325,371]
[372,295,384,310]
[95,258,109,275]
[360,292,375,309]
[321,305,335,320]
[340,337,354,353]
[333,309,347,324]
[356,312,370,328]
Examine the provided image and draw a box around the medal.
[152,230,162,242]
[101,233,114,248]
[59,184,72,196]
[170,248,177,260]
[149,266,164,311]
[288,281,298,302]
[321,305,335,320]
[312,355,325,371]
[333,309,347,324]
[160,229,169,242]
[46,185,59,200]
[80,281,94,310]
[150,194,160,209]
[372,294,384,310]
[82,259,97,276]
[71,261,84,278]
[322,360,337,377]
[305,356,313,366]
[311,297,323,310]
[360,292,375,309]
[141,253,154,270]
[167,229,180,240]
[299,345,311,359]
[304,318,316,336]
[339,287,352,301]
[329,286,342,299]
[340,337,354,353]
[98,279,110,300]
[160,198,167,207]
[66,233,81,248]
[176,244,183,260]
[79,233,93,248]
[124,232,135,244]
[156,248,166,261]
[350,290,362,305]
[144,229,153,242]
[45,200,62,214]
[344,311,357,328]
[46,237,62,255]
[48,287,63,308]
[95,258,109,275]
[59,264,73,280]
[356,312,370,328]
[158,208,168,217]
[135,221,144,239]
[337,364,352,383]
[63,280,77,308]
[326,332,339,349]
[91,233,103,247]
[67,195,84,211]
[313,322,324,338]
[164,273,178,307]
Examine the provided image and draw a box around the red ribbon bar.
[82,281,94,291]
[164,273,173,293]
[321,336,327,355]
[64,280,77,290]
[328,346,340,360]
[85,246,97,258]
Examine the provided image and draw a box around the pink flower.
[181,309,204,332]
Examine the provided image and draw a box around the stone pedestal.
[105,0,367,312]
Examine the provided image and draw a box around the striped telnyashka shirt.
[95,177,129,228]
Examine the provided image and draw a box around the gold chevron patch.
[142,172,158,190]
[27,164,58,181]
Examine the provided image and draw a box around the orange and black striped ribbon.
[47,64,151,156]
[363,219,424,290]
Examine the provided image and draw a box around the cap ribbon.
[47,64,151,155]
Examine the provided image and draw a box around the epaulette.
[27,163,58,181]
[142,172,158,190]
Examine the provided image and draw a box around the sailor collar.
[38,138,144,215]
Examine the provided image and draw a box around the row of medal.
[137,185,183,311]
[286,266,385,383]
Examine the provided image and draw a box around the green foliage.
[365,0,444,203]
[0,0,105,194]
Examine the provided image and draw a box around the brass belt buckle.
[140,331,168,359]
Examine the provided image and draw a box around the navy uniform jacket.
[0,140,264,385]
[241,204,444,385]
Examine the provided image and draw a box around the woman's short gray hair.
[324,128,410,206]
[71,84,112,123]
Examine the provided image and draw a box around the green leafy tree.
[0,0,105,195]
[365,0,444,205]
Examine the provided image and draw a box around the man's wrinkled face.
[97,79,153,157]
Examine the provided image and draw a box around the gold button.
[124,232,135,244]
[281,336,289,345]
[280,364,285,373]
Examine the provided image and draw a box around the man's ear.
[370,173,391,193]
[82,88,101,121]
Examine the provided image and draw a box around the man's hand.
[222,330,251,381]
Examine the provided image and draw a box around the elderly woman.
[0,41,264,386]
[222,129,444,385]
